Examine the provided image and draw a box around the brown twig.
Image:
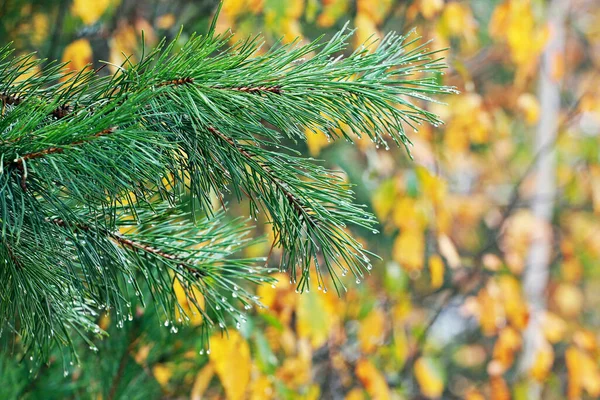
[18,127,117,162]
[47,217,204,278]
[156,77,195,87]
[225,86,283,94]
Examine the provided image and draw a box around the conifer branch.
[0,17,449,359]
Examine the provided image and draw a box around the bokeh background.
[2,0,600,399]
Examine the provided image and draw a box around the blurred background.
[2,0,600,399]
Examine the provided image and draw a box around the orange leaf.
[414,357,445,398]
[355,359,391,400]
[62,39,93,72]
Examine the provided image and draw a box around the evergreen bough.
[0,14,450,364]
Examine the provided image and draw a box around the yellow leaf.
[317,0,349,27]
[31,13,49,45]
[417,167,447,208]
[393,325,409,366]
[465,388,486,400]
[358,308,386,354]
[418,0,444,19]
[249,375,274,400]
[489,0,548,80]
[210,331,251,400]
[529,341,554,381]
[191,364,215,400]
[566,346,600,398]
[492,326,522,372]
[393,230,424,272]
[173,279,205,326]
[355,359,391,400]
[345,388,366,400]
[498,275,529,330]
[356,0,393,25]
[541,312,567,344]
[222,0,248,21]
[156,13,176,30]
[62,39,93,72]
[428,254,445,289]
[372,179,398,220]
[392,197,428,232]
[573,330,598,353]
[297,290,339,348]
[152,363,173,387]
[554,283,584,318]
[305,126,331,156]
[354,13,381,49]
[414,357,445,398]
[71,0,114,25]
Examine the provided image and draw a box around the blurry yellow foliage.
[152,363,173,387]
[276,339,312,388]
[393,230,424,272]
[428,254,444,289]
[222,0,252,21]
[489,0,548,83]
[444,93,492,153]
[393,197,428,232]
[417,167,447,208]
[416,0,444,20]
[358,308,385,354]
[297,289,340,348]
[345,388,366,400]
[29,13,49,46]
[529,340,554,381]
[464,388,486,400]
[356,0,393,25]
[317,0,349,28]
[249,375,274,400]
[414,357,444,398]
[392,326,409,366]
[156,13,176,30]
[566,346,600,398]
[436,2,478,51]
[497,275,528,330]
[354,12,381,49]
[516,93,541,125]
[191,364,215,400]
[210,330,251,400]
[489,377,511,400]
[553,283,584,318]
[355,359,391,400]
[62,39,93,72]
[573,330,597,353]
[71,0,115,25]
[541,311,567,344]
[305,126,331,156]
[371,179,398,221]
[492,326,521,372]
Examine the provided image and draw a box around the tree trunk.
[520,0,569,397]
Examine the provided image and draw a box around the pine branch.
[0,15,450,360]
